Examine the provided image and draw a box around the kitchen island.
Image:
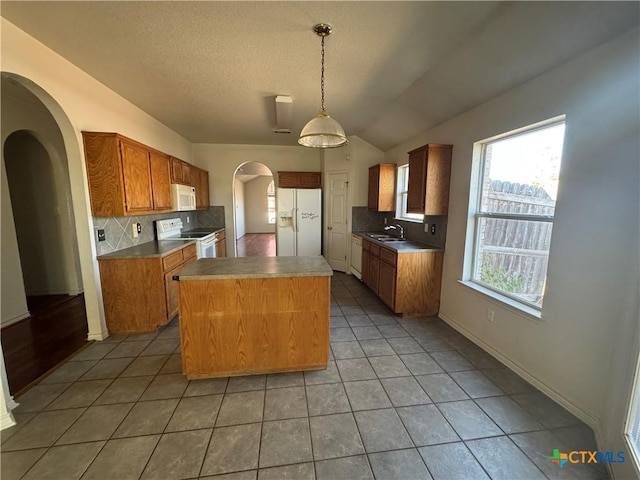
[176,256,332,379]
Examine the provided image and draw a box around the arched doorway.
[232,162,276,257]
[1,73,99,396]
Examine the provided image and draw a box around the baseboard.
[87,331,108,341]
[439,312,600,429]
[0,312,31,329]
[0,411,16,431]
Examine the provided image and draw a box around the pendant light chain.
[320,35,325,112]
[298,23,347,148]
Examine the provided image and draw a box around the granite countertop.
[353,232,445,253]
[177,256,334,280]
[97,240,196,260]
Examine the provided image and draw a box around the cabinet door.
[171,157,184,184]
[197,168,210,209]
[182,162,192,186]
[120,140,153,212]
[378,261,397,309]
[150,152,172,211]
[361,248,370,285]
[369,256,380,295]
[368,166,379,210]
[164,264,182,322]
[215,235,227,257]
[407,147,427,213]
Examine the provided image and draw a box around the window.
[396,164,424,222]
[267,180,276,224]
[471,118,565,309]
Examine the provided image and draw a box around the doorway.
[1,78,88,394]
[233,162,276,257]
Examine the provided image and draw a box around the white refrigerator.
[276,188,322,256]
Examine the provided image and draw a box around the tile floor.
[1,272,608,480]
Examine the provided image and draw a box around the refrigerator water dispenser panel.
[278,211,294,227]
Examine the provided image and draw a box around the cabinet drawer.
[162,250,183,271]
[182,243,197,262]
[362,238,371,252]
[380,247,397,266]
[370,243,381,257]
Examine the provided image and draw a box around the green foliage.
[480,265,526,293]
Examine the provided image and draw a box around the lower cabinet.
[214,230,226,257]
[99,243,197,333]
[361,238,443,315]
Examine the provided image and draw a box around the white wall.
[192,144,320,256]
[244,176,275,234]
[385,28,640,462]
[234,178,246,240]
[324,136,385,207]
[1,18,193,340]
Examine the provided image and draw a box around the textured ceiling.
[2,1,638,151]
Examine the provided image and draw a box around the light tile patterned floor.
[1,272,608,480]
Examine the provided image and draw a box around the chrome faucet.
[384,224,405,239]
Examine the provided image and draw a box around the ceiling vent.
[274,95,293,134]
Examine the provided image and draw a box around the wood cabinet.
[170,157,192,186]
[368,164,396,212]
[98,242,197,333]
[214,230,226,258]
[407,144,453,215]
[277,171,322,189]
[360,238,443,315]
[150,152,172,211]
[83,132,172,216]
[193,167,210,210]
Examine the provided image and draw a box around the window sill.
[457,280,543,323]
[394,217,423,224]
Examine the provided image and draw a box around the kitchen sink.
[379,238,408,243]
[366,233,394,239]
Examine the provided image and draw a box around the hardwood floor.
[236,233,276,257]
[1,294,88,395]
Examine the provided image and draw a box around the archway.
[1,73,106,399]
[232,162,276,257]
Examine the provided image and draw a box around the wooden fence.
[479,180,555,305]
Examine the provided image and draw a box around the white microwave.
[171,184,196,211]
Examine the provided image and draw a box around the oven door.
[199,236,216,258]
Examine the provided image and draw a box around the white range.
[155,218,218,258]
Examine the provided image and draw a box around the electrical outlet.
[186,217,190,224]
[137,223,142,234]
[486,308,495,322]
[430,224,436,234]
[132,223,139,238]
[96,229,106,242]
[424,223,429,232]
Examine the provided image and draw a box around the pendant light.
[298,24,348,148]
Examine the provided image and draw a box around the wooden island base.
[178,268,331,379]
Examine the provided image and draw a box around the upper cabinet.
[193,166,210,210]
[170,157,192,185]
[368,163,396,212]
[82,132,209,217]
[277,171,322,189]
[406,144,453,215]
[83,132,170,217]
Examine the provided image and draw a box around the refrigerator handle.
[293,208,299,232]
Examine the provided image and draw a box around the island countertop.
[177,256,333,280]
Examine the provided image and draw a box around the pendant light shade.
[299,24,348,148]
[299,109,347,148]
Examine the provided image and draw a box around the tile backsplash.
[351,206,447,249]
[94,206,225,256]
